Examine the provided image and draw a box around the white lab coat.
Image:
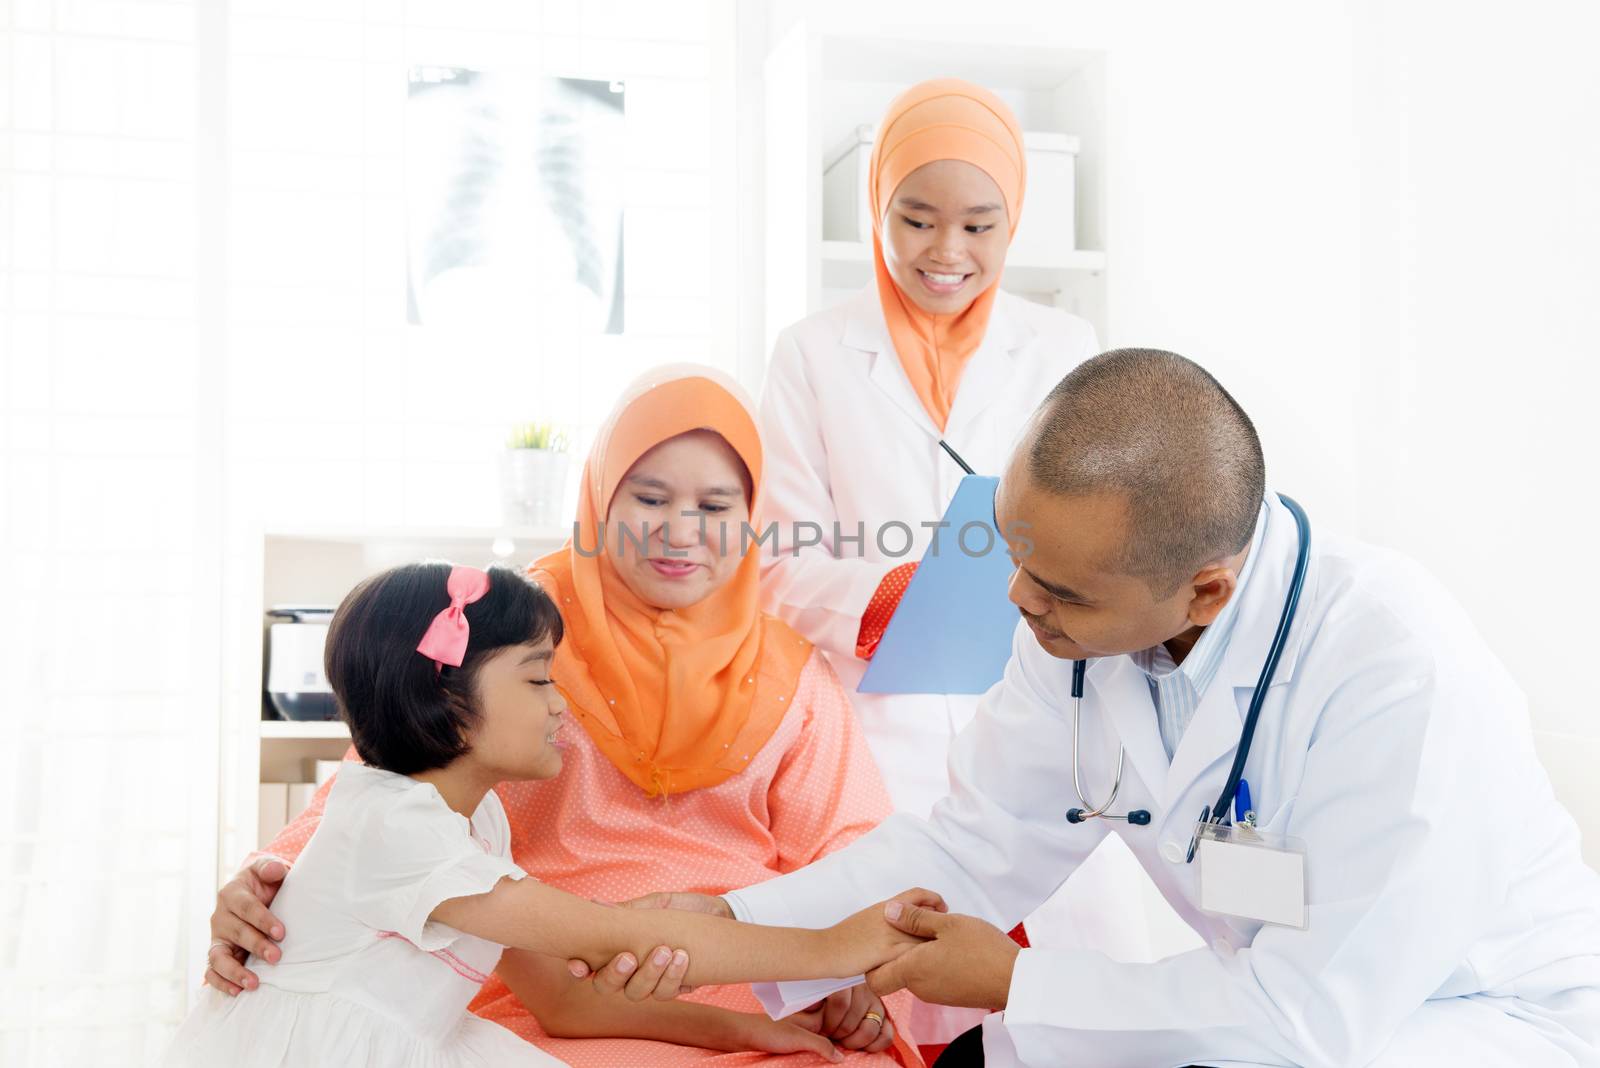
[728,494,1600,1067]
[757,285,1099,817]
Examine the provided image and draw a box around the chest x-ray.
[405,68,625,333]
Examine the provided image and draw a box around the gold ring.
[862,1010,884,1028]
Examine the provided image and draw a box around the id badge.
[1194,821,1308,929]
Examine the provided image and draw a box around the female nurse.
[758,79,1099,819]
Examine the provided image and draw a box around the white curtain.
[0,1,220,1062]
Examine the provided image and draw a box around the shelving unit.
[259,719,350,740]
[216,524,567,879]
[762,25,1111,352]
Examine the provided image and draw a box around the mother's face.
[605,430,753,611]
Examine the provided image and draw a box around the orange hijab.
[869,78,1027,431]
[530,366,812,797]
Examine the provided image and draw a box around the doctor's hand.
[563,891,731,996]
[827,887,946,976]
[203,857,289,996]
[865,900,1019,1011]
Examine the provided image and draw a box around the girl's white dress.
[163,763,566,1067]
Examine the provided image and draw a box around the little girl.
[164,562,924,1067]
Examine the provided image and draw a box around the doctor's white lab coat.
[727,494,1600,1067]
[757,285,1099,818]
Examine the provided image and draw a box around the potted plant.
[501,421,571,527]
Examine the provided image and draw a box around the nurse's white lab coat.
[758,285,1098,818]
[728,494,1600,1067]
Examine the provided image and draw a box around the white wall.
[1350,0,1600,860]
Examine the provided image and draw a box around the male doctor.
[630,349,1600,1067]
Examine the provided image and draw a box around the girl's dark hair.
[324,562,564,774]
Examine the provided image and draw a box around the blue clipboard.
[856,475,1020,695]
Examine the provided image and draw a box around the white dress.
[163,763,566,1067]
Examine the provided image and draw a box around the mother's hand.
[575,942,693,1002]
[565,892,731,1000]
[203,857,288,996]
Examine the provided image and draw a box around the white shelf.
[821,240,1106,297]
[260,719,348,739]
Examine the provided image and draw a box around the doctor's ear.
[1183,564,1239,627]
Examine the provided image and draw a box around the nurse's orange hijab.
[869,78,1027,431]
[530,366,811,797]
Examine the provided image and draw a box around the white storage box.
[823,124,1078,266]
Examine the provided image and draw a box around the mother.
[208,366,922,1065]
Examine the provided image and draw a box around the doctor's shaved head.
[1023,348,1265,596]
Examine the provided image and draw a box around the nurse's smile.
[915,267,974,296]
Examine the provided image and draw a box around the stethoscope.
[1063,493,1312,864]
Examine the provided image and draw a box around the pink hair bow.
[416,565,492,669]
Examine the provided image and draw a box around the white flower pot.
[501,448,570,527]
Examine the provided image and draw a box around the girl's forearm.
[433,878,849,984]
[598,907,841,986]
